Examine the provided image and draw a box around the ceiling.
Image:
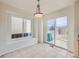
[0,0,76,16]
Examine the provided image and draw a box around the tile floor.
[0,44,74,58]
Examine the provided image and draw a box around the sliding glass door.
[47,16,68,49]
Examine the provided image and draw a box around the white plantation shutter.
[11,16,23,34]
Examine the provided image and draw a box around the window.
[11,16,32,39]
[56,16,67,27]
[48,20,55,32]
[56,16,68,35]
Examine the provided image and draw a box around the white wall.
[33,18,39,42]
[33,17,44,43]
[38,18,44,43]
[43,6,74,53]
[0,2,37,56]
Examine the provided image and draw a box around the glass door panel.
[47,20,55,44]
[55,16,68,49]
[47,16,68,49]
